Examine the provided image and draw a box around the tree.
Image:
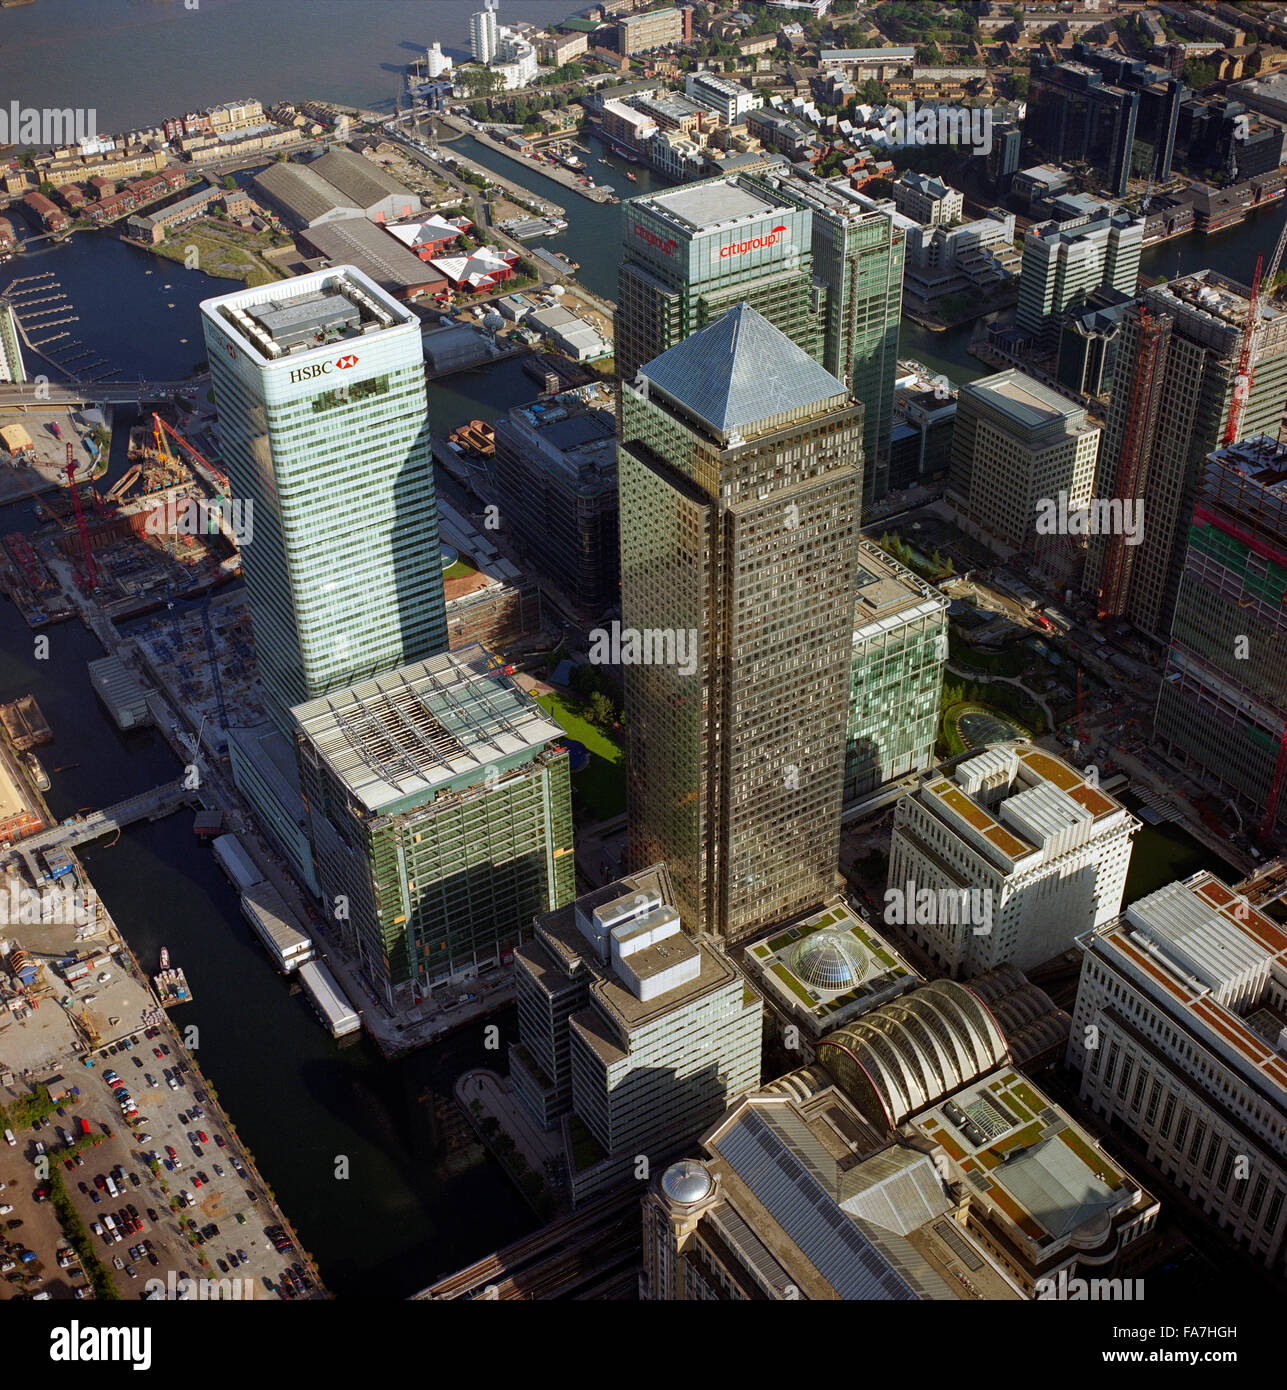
[1010,73,1029,99]
[222,174,237,190]
[588,691,615,727]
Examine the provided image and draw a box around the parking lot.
[2,1017,317,1300]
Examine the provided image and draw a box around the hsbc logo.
[288,352,360,384]
[720,225,788,259]
[634,223,678,256]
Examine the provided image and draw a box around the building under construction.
[1154,436,1287,842]
[1085,271,1287,640]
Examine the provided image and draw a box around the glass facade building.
[200,267,448,733]
[743,169,906,510]
[292,643,574,1009]
[614,179,824,385]
[845,540,949,805]
[619,306,862,945]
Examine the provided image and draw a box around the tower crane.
[1225,211,1287,445]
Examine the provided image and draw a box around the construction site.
[1154,434,1287,843]
[0,413,241,628]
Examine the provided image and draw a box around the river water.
[0,2,1267,1295]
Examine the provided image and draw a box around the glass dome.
[789,929,868,995]
[660,1160,713,1205]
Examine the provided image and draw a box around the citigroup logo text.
[720,225,788,259]
[634,223,678,256]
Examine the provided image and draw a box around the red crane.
[1224,213,1287,447]
[151,413,230,495]
[64,442,96,590]
[1224,255,1263,446]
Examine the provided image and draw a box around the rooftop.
[961,368,1088,435]
[919,743,1128,871]
[202,265,410,365]
[302,218,445,295]
[1085,872,1287,1098]
[853,538,948,642]
[638,178,782,234]
[908,1070,1136,1249]
[745,899,916,1034]
[290,641,563,815]
[641,303,850,441]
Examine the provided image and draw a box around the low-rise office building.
[1069,871,1287,1276]
[511,866,762,1207]
[888,743,1137,978]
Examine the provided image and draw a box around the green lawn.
[444,558,477,579]
[535,692,626,822]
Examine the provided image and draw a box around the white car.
[0,1204,11,1215]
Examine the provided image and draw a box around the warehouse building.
[253,147,420,229]
[301,217,447,299]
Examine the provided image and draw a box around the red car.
[214,1135,225,1148]
[193,1176,203,1188]
[153,1047,164,1059]
[165,1146,176,1159]
[197,1132,207,1144]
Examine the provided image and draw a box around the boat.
[159,947,169,970]
[625,171,638,182]
[24,754,50,791]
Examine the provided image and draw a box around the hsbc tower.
[201,266,447,731]
[614,179,824,383]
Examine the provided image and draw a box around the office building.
[902,210,1019,308]
[1085,272,1287,637]
[891,172,963,227]
[742,168,906,507]
[1178,95,1284,182]
[1068,871,1287,1275]
[469,6,499,63]
[620,306,861,945]
[1055,293,1135,400]
[1029,46,1186,197]
[614,178,822,384]
[509,866,762,1207]
[948,368,1101,569]
[844,540,948,805]
[293,643,574,1009]
[685,70,759,125]
[225,722,320,897]
[491,387,620,612]
[889,365,956,491]
[0,299,24,385]
[887,743,1138,978]
[201,267,448,733]
[1154,437,1287,837]
[618,6,683,54]
[1015,209,1144,339]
